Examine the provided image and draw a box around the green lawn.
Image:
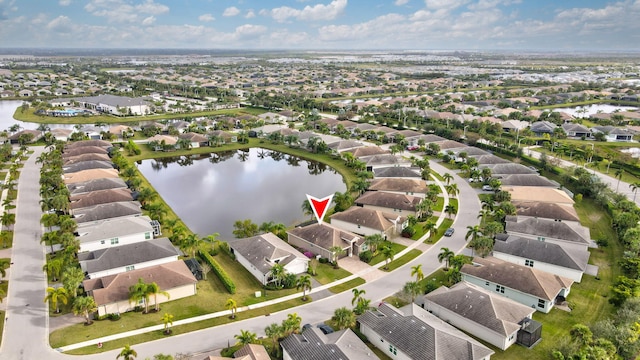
[0,310,4,347]
[0,232,13,249]
[369,243,407,267]
[433,196,445,211]
[381,249,422,272]
[328,278,366,294]
[313,262,352,285]
[428,218,454,244]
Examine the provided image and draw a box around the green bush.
[199,250,236,294]
[359,250,373,263]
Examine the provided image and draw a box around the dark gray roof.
[416,134,446,143]
[562,123,590,133]
[424,282,535,337]
[461,257,573,301]
[78,237,179,274]
[226,233,308,275]
[435,140,467,150]
[360,154,404,166]
[530,121,557,133]
[480,163,538,175]
[373,167,421,178]
[471,154,510,165]
[494,235,589,271]
[347,146,389,158]
[505,216,591,245]
[73,201,142,223]
[281,328,378,360]
[62,160,114,174]
[288,223,362,252]
[355,191,421,212]
[497,174,558,187]
[67,177,128,196]
[357,303,493,360]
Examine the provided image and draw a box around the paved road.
[524,146,640,206]
[0,147,479,359]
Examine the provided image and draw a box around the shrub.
[303,251,314,258]
[199,250,236,294]
[282,273,297,289]
[359,250,373,263]
[401,227,415,238]
[319,257,329,264]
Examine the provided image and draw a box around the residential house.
[503,186,574,204]
[65,139,113,149]
[62,146,109,158]
[462,255,574,312]
[287,223,364,262]
[505,216,594,250]
[62,168,120,184]
[358,303,494,360]
[562,123,591,138]
[79,237,180,279]
[327,140,365,153]
[479,163,538,176]
[76,215,155,252]
[73,201,143,223]
[62,160,114,174]
[83,260,197,317]
[347,146,389,158]
[591,126,635,142]
[373,167,422,179]
[355,191,422,217]
[496,174,558,187]
[226,233,309,285]
[422,282,536,350]
[49,128,74,142]
[178,132,209,148]
[233,344,271,360]
[69,188,133,210]
[472,155,510,165]
[67,177,128,196]
[329,206,406,239]
[512,200,580,222]
[74,94,152,116]
[493,235,592,283]
[146,134,178,151]
[359,154,410,171]
[530,121,557,137]
[63,153,112,165]
[258,112,285,123]
[281,327,379,360]
[367,178,427,198]
[8,129,42,144]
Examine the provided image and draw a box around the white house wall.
[329,218,389,238]
[79,231,152,253]
[233,251,269,285]
[359,325,413,360]
[96,283,196,317]
[462,274,556,313]
[84,255,179,279]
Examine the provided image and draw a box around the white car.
[482,185,493,191]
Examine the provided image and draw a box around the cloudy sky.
[1,0,639,50]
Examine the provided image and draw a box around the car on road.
[317,324,334,334]
[444,228,455,237]
[482,185,493,191]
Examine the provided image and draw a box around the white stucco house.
[76,215,155,252]
[226,233,309,285]
[329,206,406,239]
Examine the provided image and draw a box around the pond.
[552,104,638,118]
[137,148,347,239]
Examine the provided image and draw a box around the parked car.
[317,324,334,334]
[302,324,312,332]
[482,185,493,191]
[444,228,455,237]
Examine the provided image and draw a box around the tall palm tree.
[444,204,457,219]
[146,282,170,312]
[332,307,356,330]
[43,257,64,282]
[329,246,346,266]
[296,275,312,301]
[283,313,302,336]
[630,182,640,202]
[129,278,150,313]
[615,168,624,192]
[265,323,283,356]
[438,247,455,270]
[269,263,286,288]
[465,225,482,242]
[44,286,68,313]
[62,266,84,299]
[403,281,423,302]
[445,183,459,198]
[72,296,97,325]
[235,329,258,346]
[410,264,424,282]
[381,245,395,270]
[301,199,314,220]
[0,212,15,231]
[423,222,437,241]
[225,298,238,319]
[364,234,384,254]
[116,345,138,360]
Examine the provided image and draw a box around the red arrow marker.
[306,194,334,225]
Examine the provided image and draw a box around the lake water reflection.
[137,148,346,239]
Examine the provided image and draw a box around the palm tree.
[630,182,640,202]
[43,257,64,282]
[615,168,624,192]
[44,286,68,313]
[136,187,157,208]
[116,345,138,360]
[444,204,457,219]
[469,236,494,258]
[282,313,302,336]
[181,233,201,258]
[129,278,150,313]
[364,234,384,254]
[146,282,170,312]
[332,307,356,330]
[0,258,9,283]
[162,313,174,335]
[269,263,286,288]
[445,183,459,198]
[351,178,370,195]
[351,288,366,306]
[423,222,437,241]
[465,225,482,242]
[381,245,395,270]
[301,199,314,220]
[235,329,258,345]
[264,323,283,355]
[40,213,59,233]
[329,246,346,266]
[62,266,84,299]
[403,281,423,302]
[72,296,97,325]
[0,212,15,231]
[410,264,424,282]
[225,298,238,319]
[438,247,455,270]
[296,275,312,301]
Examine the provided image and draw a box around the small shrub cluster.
[359,250,373,263]
[199,250,236,294]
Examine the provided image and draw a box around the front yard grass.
[369,243,406,267]
[313,262,352,285]
[0,232,13,249]
[328,277,365,294]
[381,249,422,272]
[427,218,453,244]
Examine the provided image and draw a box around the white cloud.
[85,0,169,23]
[59,0,71,6]
[467,0,521,11]
[245,10,255,18]
[198,13,215,22]
[394,0,409,5]
[142,15,155,25]
[46,15,74,33]
[234,24,267,39]
[266,0,347,23]
[223,6,241,17]
[424,0,468,11]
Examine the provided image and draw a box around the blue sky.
[1,0,639,50]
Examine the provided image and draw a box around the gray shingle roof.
[63,153,111,165]
[288,223,362,252]
[357,303,493,360]
[345,146,389,158]
[327,140,365,151]
[448,146,489,156]
[65,139,112,149]
[497,174,558,187]
[225,233,308,276]
[70,188,133,210]
[461,256,573,301]
[512,201,580,222]
[493,235,589,271]
[281,328,378,360]
[505,216,591,245]
[355,191,421,212]
[62,160,114,174]
[73,201,142,223]
[480,163,538,175]
[360,154,405,166]
[424,282,535,337]
[62,146,109,158]
[373,167,421,178]
[471,154,510,165]
[76,215,154,244]
[79,237,180,274]
[67,177,128,196]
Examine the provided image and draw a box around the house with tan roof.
[355,191,423,217]
[504,186,574,204]
[178,132,209,148]
[65,139,113,149]
[83,260,197,317]
[368,178,427,198]
[62,160,114,174]
[496,174,558,187]
[422,282,536,350]
[288,223,364,262]
[63,153,111,165]
[226,233,309,285]
[461,256,573,313]
[329,206,406,239]
[63,168,120,184]
[359,154,411,171]
[358,303,493,360]
[69,188,133,210]
[62,146,109,158]
[346,146,389,158]
[512,200,580,222]
[67,177,128,196]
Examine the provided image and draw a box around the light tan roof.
[146,134,178,145]
[369,178,427,194]
[504,186,574,204]
[63,168,119,184]
[330,206,401,232]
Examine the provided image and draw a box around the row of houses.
[59,140,199,317]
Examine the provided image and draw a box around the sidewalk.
[56,153,453,353]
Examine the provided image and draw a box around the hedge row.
[199,250,236,294]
